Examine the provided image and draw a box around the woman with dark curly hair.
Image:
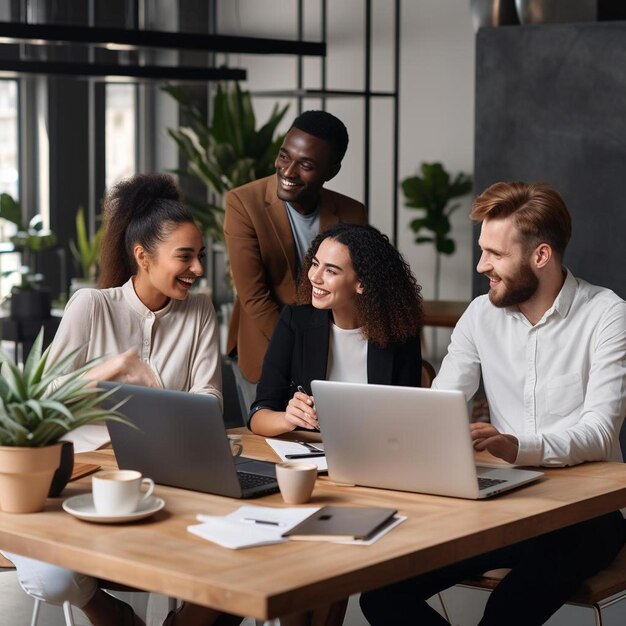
[249,222,423,436]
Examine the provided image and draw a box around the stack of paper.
[188,505,319,549]
[266,439,328,471]
[188,505,407,549]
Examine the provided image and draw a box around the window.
[105,83,137,189]
[0,79,18,198]
[0,79,20,299]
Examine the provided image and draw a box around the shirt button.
[144,340,149,346]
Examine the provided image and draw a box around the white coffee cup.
[227,434,243,457]
[275,462,318,504]
[92,470,155,516]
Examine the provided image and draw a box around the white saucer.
[62,494,165,523]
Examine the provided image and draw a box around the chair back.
[421,360,436,389]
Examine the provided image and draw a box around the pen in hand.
[297,385,320,432]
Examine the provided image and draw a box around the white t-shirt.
[326,323,368,383]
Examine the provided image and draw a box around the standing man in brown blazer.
[224,110,366,405]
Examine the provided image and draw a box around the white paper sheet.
[332,515,407,545]
[188,505,320,549]
[266,439,328,472]
[188,506,405,549]
[62,424,110,453]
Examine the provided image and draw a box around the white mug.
[92,470,154,516]
[275,462,318,504]
[227,434,243,457]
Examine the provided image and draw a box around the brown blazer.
[223,174,366,382]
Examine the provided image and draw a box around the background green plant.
[401,162,473,300]
[0,193,57,292]
[69,206,104,282]
[0,330,129,447]
[164,82,290,241]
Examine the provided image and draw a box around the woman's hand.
[84,349,160,387]
[284,391,319,431]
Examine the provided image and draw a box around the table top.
[1,430,626,620]
[422,300,470,328]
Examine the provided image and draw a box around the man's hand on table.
[470,423,519,464]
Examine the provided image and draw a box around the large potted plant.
[164,82,290,310]
[163,82,290,242]
[0,330,127,513]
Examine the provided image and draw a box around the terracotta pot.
[0,444,61,513]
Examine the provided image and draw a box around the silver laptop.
[311,381,543,499]
[99,382,279,498]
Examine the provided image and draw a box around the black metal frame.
[0,58,245,81]
[262,0,402,243]
[0,21,326,56]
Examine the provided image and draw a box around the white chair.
[0,553,75,625]
[30,597,75,626]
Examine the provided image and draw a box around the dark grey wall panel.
[474,22,626,299]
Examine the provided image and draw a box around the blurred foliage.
[0,193,56,292]
[69,207,104,281]
[402,162,473,257]
[164,83,290,241]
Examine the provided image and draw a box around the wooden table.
[422,300,470,328]
[1,431,626,621]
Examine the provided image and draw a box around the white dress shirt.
[47,278,222,402]
[433,270,626,467]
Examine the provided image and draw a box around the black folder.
[282,506,397,541]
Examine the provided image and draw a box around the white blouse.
[46,278,222,402]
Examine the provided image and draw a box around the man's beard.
[488,262,539,308]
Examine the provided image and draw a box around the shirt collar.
[550,268,577,319]
[285,200,320,217]
[506,267,576,324]
[122,277,173,319]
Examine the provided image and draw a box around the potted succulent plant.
[0,330,128,513]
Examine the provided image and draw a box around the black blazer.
[249,305,422,425]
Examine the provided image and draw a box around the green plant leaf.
[163,82,289,242]
[437,238,456,255]
[401,162,472,260]
[2,360,28,401]
[0,340,130,447]
[0,193,23,229]
[23,328,44,387]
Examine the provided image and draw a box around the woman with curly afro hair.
[249,222,423,436]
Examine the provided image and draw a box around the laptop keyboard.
[478,477,507,491]
[238,471,278,490]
